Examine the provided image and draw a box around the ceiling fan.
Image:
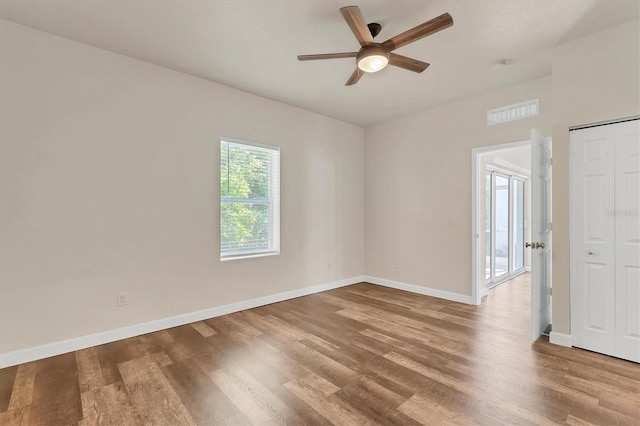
[297,6,453,86]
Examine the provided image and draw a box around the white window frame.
[220,137,280,261]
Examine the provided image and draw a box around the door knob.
[535,242,545,249]
[525,242,532,248]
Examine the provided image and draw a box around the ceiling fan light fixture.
[297,6,453,85]
[357,46,389,73]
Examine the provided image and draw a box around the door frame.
[471,139,531,305]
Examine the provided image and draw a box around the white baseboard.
[364,275,474,305]
[0,275,365,369]
[549,331,572,347]
[0,274,474,368]
[480,287,488,298]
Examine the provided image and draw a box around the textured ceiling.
[0,0,638,126]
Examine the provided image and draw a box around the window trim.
[219,137,280,261]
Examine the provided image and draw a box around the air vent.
[487,98,539,126]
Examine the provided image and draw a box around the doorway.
[471,129,553,341]
[475,142,532,297]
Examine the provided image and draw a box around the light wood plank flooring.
[1,274,638,425]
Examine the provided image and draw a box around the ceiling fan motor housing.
[356,44,390,73]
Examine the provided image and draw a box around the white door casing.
[531,129,552,340]
[571,119,640,363]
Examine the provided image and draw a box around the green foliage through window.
[220,140,280,258]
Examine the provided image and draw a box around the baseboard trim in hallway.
[549,331,573,347]
[365,275,474,305]
[0,274,474,368]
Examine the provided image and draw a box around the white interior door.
[530,128,552,340]
[571,119,640,363]
[571,125,616,355]
[614,120,640,362]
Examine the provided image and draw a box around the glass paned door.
[485,172,492,281]
[494,174,510,279]
[486,170,527,287]
[512,179,525,271]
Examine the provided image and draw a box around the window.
[220,138,280,260]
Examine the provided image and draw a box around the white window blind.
[220,138,280,259]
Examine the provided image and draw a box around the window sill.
[220,251,280,262]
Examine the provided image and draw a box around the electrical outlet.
[117,292,129,307]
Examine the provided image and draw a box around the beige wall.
[551,20,640,335]
[0,20,365,354]
[2,16,636,357]
[364,77,551,296]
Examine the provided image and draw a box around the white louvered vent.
[487,99,539,126]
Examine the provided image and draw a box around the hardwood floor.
[1,274,639,425]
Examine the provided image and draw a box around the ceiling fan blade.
[388,53,430,73]
[382,12,453,51]
[345,67,364,86]
[340,6,374,47]
[297,52,358,61]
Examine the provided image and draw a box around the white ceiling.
[1,0,638,126]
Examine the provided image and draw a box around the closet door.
[571,126,616,357]
[614,120,640,362]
